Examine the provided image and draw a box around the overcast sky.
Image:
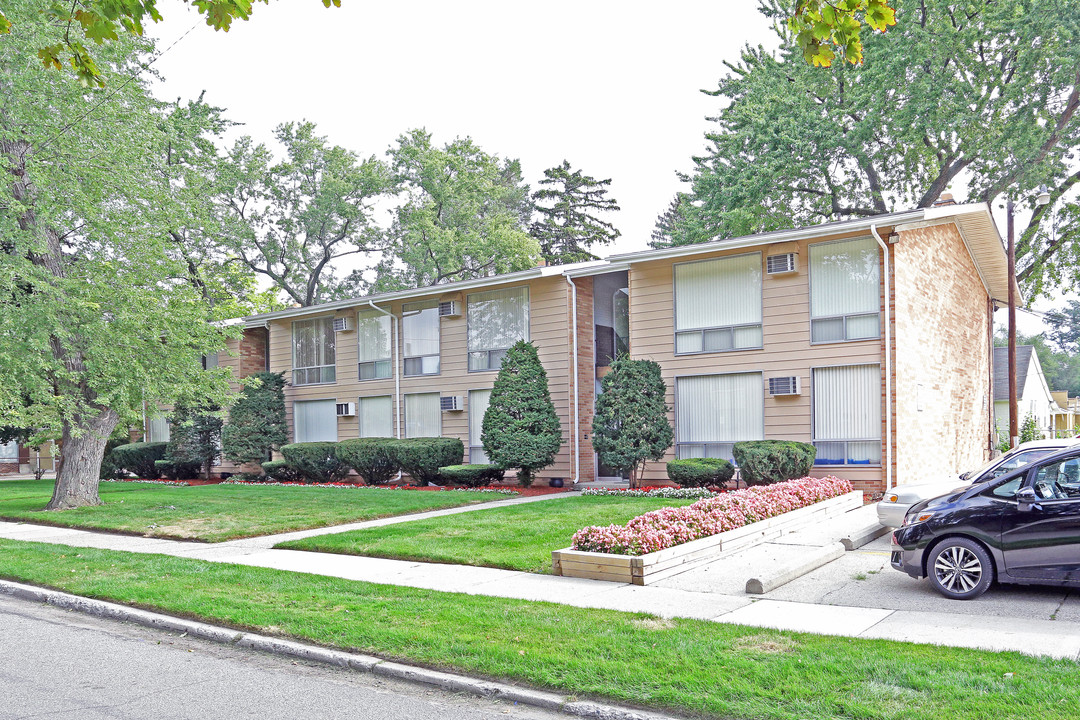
[145,1,1057,333]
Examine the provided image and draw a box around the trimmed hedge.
[385,438,464,486]
[153,459,201,481]
[732,440,817,486]
[337,438,397,486]
[666,457,734,488]
[260,460,305,483]
[438,464,505,488]
[110,442,168,480]
[279,442,352,484]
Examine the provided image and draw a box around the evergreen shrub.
[666,457,734,488]
[260,460,305,483]
[385,438,464,486]
[732,440,816,486]
[153,459,201,481]
[279,442,352,484]
[337,438,397,486]
[110,442,168,479]
[222,372,289,466]
[438,464,505,487]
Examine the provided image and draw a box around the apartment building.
[181,202,1010,495]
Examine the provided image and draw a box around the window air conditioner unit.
[768,376,800,396]
[332,317,350,332]
[335,402,356,417]
[766,252,798,275]
[440,395,464,412]
[438,301,462,318]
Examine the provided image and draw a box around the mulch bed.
[111,477,573,496]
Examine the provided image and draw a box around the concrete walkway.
[1,517,1078,661]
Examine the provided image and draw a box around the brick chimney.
[932,192,956,207]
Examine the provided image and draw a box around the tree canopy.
[661,0,1080,299]
[531,160,621,265]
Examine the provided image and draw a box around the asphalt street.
[0,594,567,720]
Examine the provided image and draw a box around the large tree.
[665,0,1080,299]
[0,4,233,508]
[217,122,393,306]
[531,160,621,265]
[369,129,539,292]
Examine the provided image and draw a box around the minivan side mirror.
[1016,487,1042,512]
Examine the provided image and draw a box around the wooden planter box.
[552,490,863,585]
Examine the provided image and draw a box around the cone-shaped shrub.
[222,372,288,466]
[481,341,562,487]
[592,357,673,488]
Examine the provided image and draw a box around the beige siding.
[629,232,887,490]
[267,276,574,480]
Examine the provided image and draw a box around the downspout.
[871,225,894,490]
[566,276,580,484]
[367,302,401,441]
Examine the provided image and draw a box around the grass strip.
[277,496,699,573]
[0,480,502,542]
[0,538,1075,720]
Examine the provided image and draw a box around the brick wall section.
[892,222,993,486]
[570,276,596,483]
[238,327,269,378]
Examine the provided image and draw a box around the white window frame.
[811,363,882,467]
[673,252,763,356]
[402,300,441,377]
[356,309,393,381]
[292,316,337,386]
[467,286,530,372]
[808,237,881,344]
[674,372,764,464]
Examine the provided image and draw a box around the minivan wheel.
[927,538,993,600]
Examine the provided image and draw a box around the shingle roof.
[993,345,1034,401]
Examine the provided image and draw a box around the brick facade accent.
[238,327,269,379]
[569,276,596,483]
[892,222,993,486]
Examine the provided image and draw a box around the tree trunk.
[46,409,120,510]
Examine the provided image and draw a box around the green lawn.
[0,539,1075,720]
[277,495,699,573]
[0,480,506,542]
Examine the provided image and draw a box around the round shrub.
[385,438,464,486]
[666,457,734,488]
[731,440,817,486]
[278,442,352,484]
[153,459,201,481]
[110,442,168,479]
[438,464,506,488]
[260,460,305,483]
[337,438,397,486]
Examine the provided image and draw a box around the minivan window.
[1033,457,1080,500]
[989,476,1024,500]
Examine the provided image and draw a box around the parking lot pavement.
[763,535,1078,622]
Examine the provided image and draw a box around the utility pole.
[1007,198,1018,448]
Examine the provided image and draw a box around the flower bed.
[221,479,519,495]
[571,476,852,556]
[580,486,720,500]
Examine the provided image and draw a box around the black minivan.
[891,446,1080,599]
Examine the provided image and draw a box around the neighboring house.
[1051,391,1079,436]
[993,346,1056,441]
[0,438,57,475]
[196,202,1009,495]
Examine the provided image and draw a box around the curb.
[745,542,845,594]
[0,579,677,720]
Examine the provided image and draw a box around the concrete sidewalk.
[1,519,1078,660]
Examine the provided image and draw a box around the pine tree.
[222,372,289,467]
[481,341,563,487]
[166,402,224,481]
[592,357,673,488]
[531,160,621,265]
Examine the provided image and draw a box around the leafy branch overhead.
[0,1,341,87]
[789,0,897,67]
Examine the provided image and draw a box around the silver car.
[876,438,1080,528]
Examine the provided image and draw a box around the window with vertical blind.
[202,352,219,370]
[358,396,393,438]
[292,317,336,385]
[809,237,880,343]
[467,286,529,371]
[812,364,881,465]
[675,373,763,462]
[469,389,492,463]
[402,300,440,376]
[357,309,392,380]
[148,414,171,443]
[405,393,441,438]
[293,399,338,442]
[674,253,762,354]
